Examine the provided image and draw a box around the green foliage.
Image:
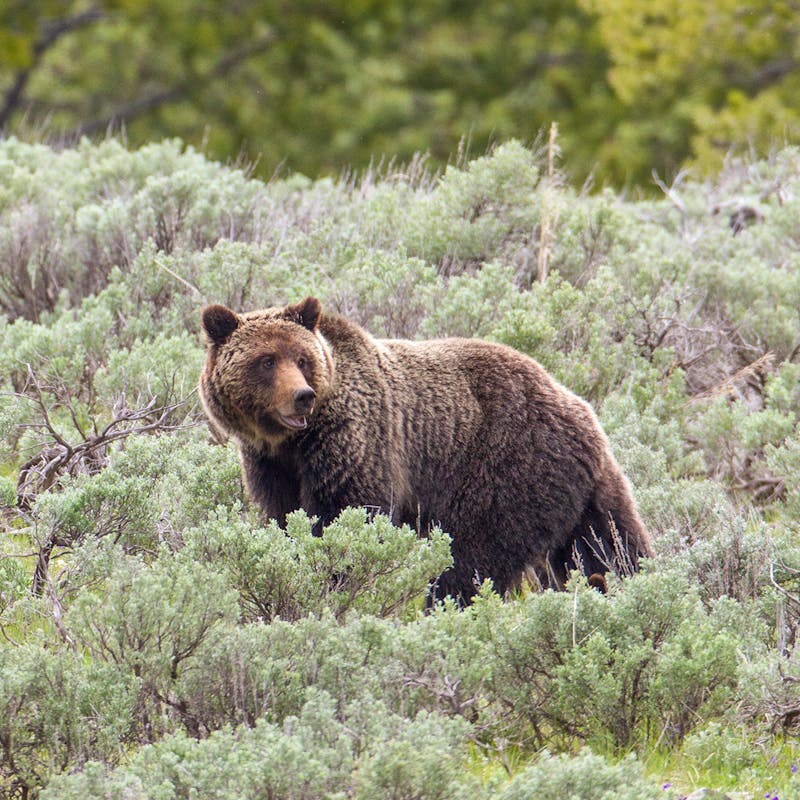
[483,571,740,751]
[66,549,238,682]
[582,0,800,180]
[0,542,26,616]
[42,692,477,800]
[27,431,243,556]
[403,141,542,271]
[681,722,765,784]
[0,2,615,184]
[425,261,527,339]
[0,644,137,797]
[498,749,664,800]
[183,506,453,622]
[2,138,800,797]
[34,468,157,549]
[4,3,797,188]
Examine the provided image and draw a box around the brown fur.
[200,297,653,603]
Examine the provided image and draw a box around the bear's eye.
[297,356,307,370]
[260,355,275,371]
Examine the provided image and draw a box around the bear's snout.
[293,387,316,414]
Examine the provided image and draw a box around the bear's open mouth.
[279,413,308,430]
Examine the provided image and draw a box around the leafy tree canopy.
[582,0,800,181]
[2,1,797,187]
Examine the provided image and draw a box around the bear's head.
[199,297,333,450]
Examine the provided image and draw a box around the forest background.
[2,2,800,800]
[2,0,799,189]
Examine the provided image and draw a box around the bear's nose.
[293,387,316,412]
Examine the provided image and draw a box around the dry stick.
[769,562,800,659]
[769,562,800,611]
[154,255,206,301]
[44,568,74,649]
[651,169,687,215]
[537,122,559,284]
[571,581,579,648]
[691,351,774,403]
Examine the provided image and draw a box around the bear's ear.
[286,296,322,331]
[202,305,240,345]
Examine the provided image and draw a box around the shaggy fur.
[200,297,653,602]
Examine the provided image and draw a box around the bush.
[63,545,239,740]
[486,571,740,749]
[0,645,137,797]
[42,692,478,800]
[3,137,800,798]
[498,749,665,800]
[183,506,453,622]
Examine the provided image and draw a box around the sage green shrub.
[0,645,137,797]
[26,431,243,563]
[183,506,453,622]
[2,137,800,797]
[484,571,740,750]
[497,749,665,800]
[64,545,239,740]
[42,691,478,800]
[401,141,542,274]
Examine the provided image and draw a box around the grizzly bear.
[200,297,653,602]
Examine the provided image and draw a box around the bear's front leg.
[239,445,301,526]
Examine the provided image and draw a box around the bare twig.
[19,387,197,594]
[652,168,687,215]
[43,568,75,649]
[14,366,196,516]
[153,256,206,301]
[537,122,560,284]
[769,562,800,612]
[691,352,775,402]
[17,393,192,510]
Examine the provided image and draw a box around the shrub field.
[1,138,800,798]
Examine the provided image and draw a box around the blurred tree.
[0,1,618,183]
[0,4,105,130]
[582,0,800,181]
[0,1,798,187]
